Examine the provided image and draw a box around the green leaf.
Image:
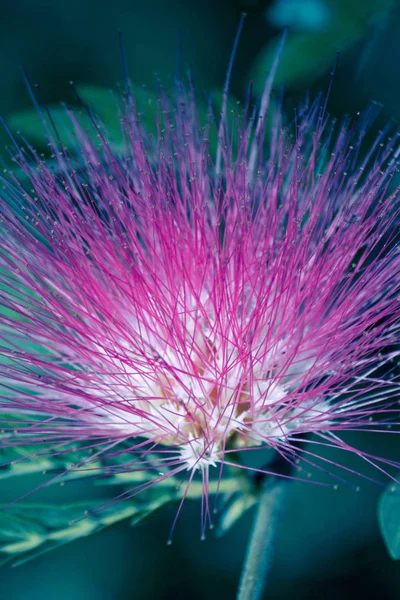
[7,106,91,149]
[7,84,156,152]
[249,31,356,95]
[0,501,139,566]
[0,443,103,483]
[0,468,249,564]
[216,492,257,537]
[7,84,241,161]
[378,479,400,559]
[251,0,395,93]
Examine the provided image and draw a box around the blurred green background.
[1,0,400,598]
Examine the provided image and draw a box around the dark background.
[1,0,400,598]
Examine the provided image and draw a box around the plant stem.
[237,477,287,600]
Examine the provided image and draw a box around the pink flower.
[0,75,399,508]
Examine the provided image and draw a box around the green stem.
[237,477,287,600]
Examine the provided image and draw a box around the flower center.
[179,436,219,471]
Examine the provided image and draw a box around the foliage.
[378,477,400,560]
[0,443,256,565]
[7,84,240,158]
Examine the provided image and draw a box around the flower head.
[0,64,399,522]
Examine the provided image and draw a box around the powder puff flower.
[0,40,399,525]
